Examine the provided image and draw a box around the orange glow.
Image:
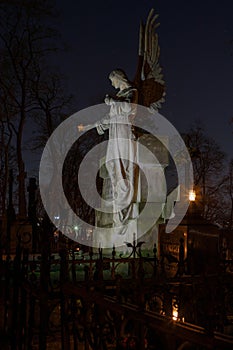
[189,190,196,201]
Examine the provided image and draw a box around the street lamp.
[189,190,196,202]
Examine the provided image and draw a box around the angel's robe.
[95,86,140,233]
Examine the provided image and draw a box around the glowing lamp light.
[172,298,179,321]
[172,309,178,321]
[189,190,196,202]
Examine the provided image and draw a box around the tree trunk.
[17,109,27,218]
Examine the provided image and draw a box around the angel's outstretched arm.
[77,124,93,132]
[77,113,110,135]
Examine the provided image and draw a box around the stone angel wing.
[134,9,165,110]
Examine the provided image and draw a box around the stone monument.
[78,9,179,252]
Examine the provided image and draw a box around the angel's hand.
[77,124,94,132]
[104,94,112,105]
[77,124,85,132]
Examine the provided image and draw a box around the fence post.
[60,249,70,350]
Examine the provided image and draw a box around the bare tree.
[0,0,61,217]
[228,159,233,228]
[218,159,233,229]
[0,119,12,216]
[183,123,225,221]
[0,84,18,216]
[30,71,73,150]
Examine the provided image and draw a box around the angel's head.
[109,69,130,90]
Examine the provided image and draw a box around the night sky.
[49,0,233,159]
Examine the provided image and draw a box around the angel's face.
[110,76,120,89]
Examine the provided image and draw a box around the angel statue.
[78,9,165,235]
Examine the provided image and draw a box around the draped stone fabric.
[95,87,140,233]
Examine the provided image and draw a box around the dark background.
[53,0,233,154]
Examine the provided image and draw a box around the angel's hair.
[109,69,129,83]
